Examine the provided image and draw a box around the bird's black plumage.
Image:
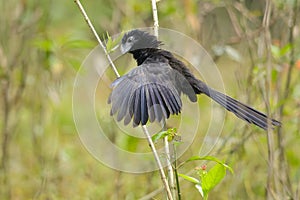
[108,29,281,130]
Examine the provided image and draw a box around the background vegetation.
[1,0,299,199]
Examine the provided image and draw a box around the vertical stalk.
[74,0,120,78]
[142,126,173,200]
[151,0,175,198]
[74,1,173,199]
[173,144,181,200]
[262,0,276,199]
[151,0,159,37]
[1,78,11,199]
[277,0,298,198]
[164,137,176,198]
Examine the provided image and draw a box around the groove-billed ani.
[108,29,281,130]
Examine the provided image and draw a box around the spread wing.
[108,62,196,127]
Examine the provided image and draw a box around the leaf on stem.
[178,173,200,184]
[105,31,124,53]
[152,128,178,143]
[179,155,233,174]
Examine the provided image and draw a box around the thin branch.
[139,187,164,200]
[151,0,159,37]
[225,5,242,37]
[279,1,298,115]
[164,137,176,197]
[161,121,176,198]
[233,2,260,24]
[74,1,173,199]
[142,126,173,200]
[150,1,175,199]
[262,1,276,199]
[277,0,298,198]
[1,74,11,199]
[173,144,181,200]
[74,0,120,78]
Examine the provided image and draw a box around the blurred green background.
[1,0,300,199]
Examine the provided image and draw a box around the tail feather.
[204,88,281,130]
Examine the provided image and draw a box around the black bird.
[108,29,281,130]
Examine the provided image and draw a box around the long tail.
[194,81,281,130]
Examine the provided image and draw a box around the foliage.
[179,162,230,200]
[105,31,124,53]
[179,156,233,199]
[152,128,178,143]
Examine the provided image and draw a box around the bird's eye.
[127,36,134,43]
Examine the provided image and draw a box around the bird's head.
[120,29,162,54]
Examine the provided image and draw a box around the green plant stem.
[74,0,120,78]
[142,126,174,200]
[261,0,276,199]
[164,137,176,198]
[173,144,181,200]
[150,0,175,198]
[74,1,173,199]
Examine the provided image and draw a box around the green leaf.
[106,40,113,52]
[178,173,200,184]
[271,45,280,59]
[33,39,53,51]
[152,131,169,143]
[151,128,178,143]
[279,43,292,56]
[201,163,226,198]
[271,43,292,60]
[180,155,233,173]
[271,68,278,82]
[110,31,124,50]
[105,31,124,53]
[167,127,177,141]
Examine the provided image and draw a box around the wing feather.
[133,86,142,127]
[108,62,195,126]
